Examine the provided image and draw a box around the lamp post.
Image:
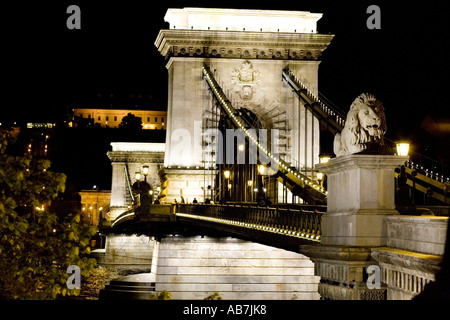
[317,172,324,187]
[395,141,416,214]
[257,165,266,206]
[133,172,142,207]
[247,180,253,202]
[224,170,231,202]
[142,165,149,182]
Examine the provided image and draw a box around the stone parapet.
[384,215,448,255]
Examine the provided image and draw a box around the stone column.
[317,154,409,247]
[300,154,409,300]
[110,162,127,220]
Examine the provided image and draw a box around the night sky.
[3,0,450,163]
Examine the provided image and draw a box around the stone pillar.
[110,162,128,220]
[317,154,409,247]
[163,167,216,204]
[300,154,409,300]
[107,143,165,220]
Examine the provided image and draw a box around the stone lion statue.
[333,93,387,157]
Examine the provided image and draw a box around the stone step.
[154,236,319,300]
[170,291,320,300]
[155,274,319,284]
[99,273,157,300]
[157,266,315,276]
[108,280,156,287]
[106,284,156,292]
[157,257,314,268]
[158,249,308,259]
[99,289,156,300]
[155,283,319,292]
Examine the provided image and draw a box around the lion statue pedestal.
[316,154,409,246]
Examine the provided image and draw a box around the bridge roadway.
[107,203,324,252]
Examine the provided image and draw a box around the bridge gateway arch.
[155,7,334,204]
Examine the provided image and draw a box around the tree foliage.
[118,113,143,130]
[0,129,97,299]
[149,290,173,300]
[204,292,223,300]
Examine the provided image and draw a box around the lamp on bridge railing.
[224,170,231,179]
[316,172,324,187]
[396,142,410,156]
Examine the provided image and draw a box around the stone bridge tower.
[155,7,333,203]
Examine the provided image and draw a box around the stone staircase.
[99,273,156,300]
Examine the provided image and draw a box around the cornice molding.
[155,29,334,60]
[107,151,165,163]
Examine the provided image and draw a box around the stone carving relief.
[228,61,284,128]
[333,93,388,157]
[230,60,265,111]
[359,289,386,300]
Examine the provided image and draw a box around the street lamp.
[258,164,265,175]
[396,142,410,156]
[247,180,253,202]
[223,170,231,201]
[257,165,266,206]
[135,172,141,181]
[317,172,324,187]
[142,165,149,182]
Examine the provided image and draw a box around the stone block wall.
[101,234,156,266]
[155,236,320,300]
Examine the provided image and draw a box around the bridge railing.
[176,204,324,242]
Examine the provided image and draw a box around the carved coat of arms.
[231,60,262,86]
[230,61,264,106]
